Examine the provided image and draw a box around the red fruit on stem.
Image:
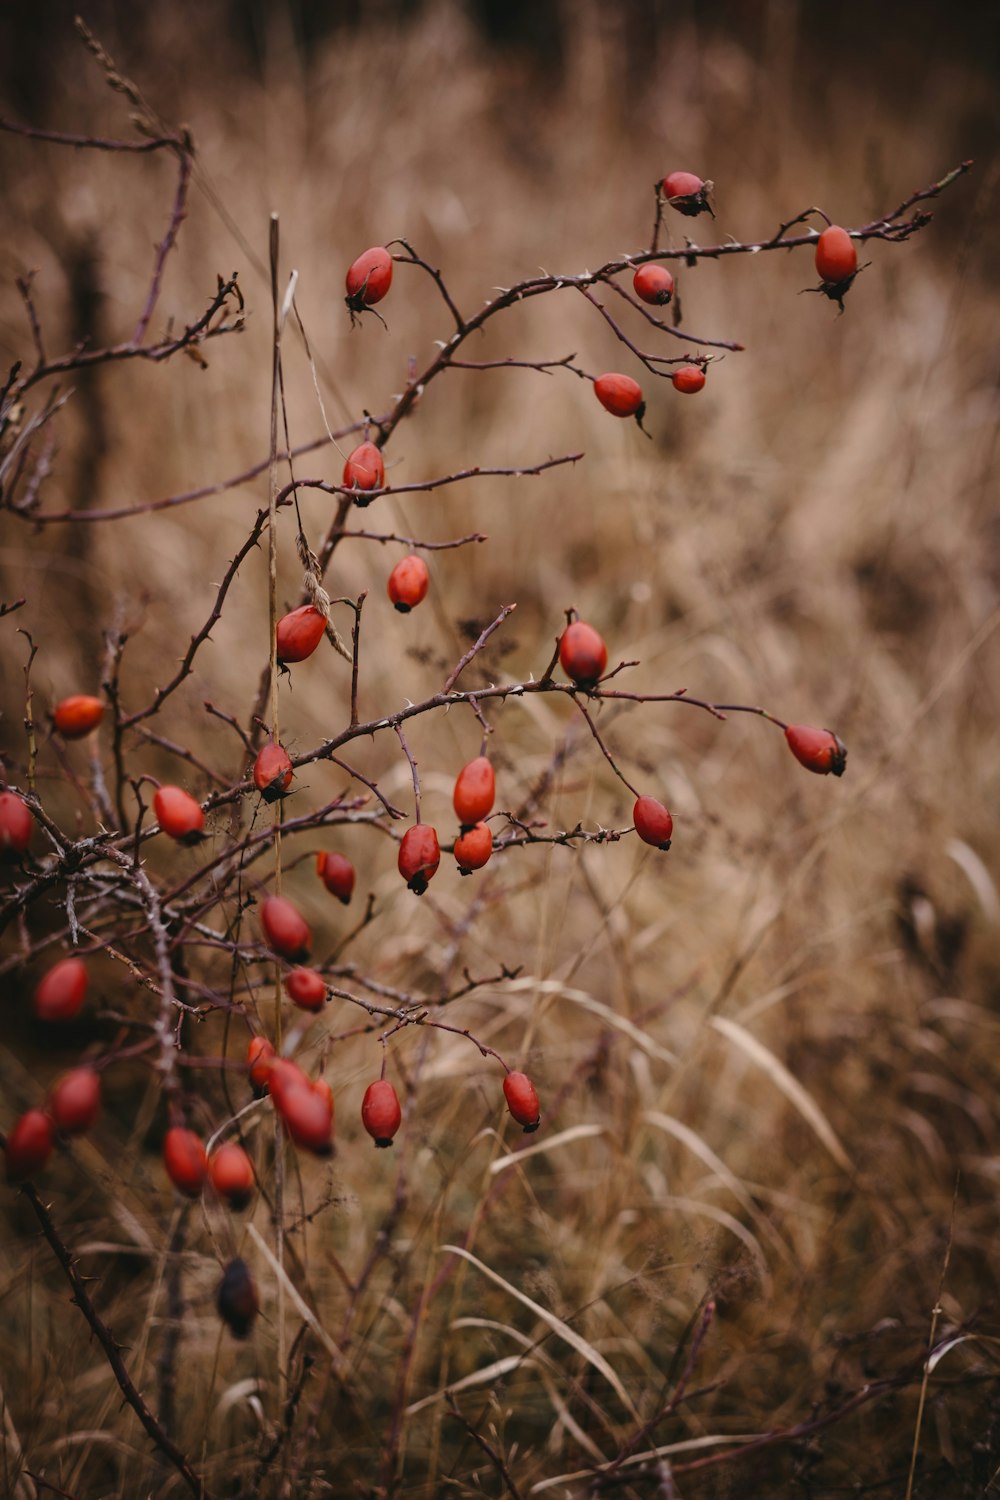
[52,694,104,739]
[217,1257,259,1338]
[361,1079,402,1148]
[454,822,493,874]
[0,791,32,859]
[398,824,440,895]
[784,724,848,777]
[163,1127,207,1198]
[277,1080,333,1155]
[672,365,706,395]
[247,1036,276,1092]
[253,743,293,803]
[153,785,205,844]
[261,895,311,961]
[209,1142,255,1210]
[594,372,645,420]
[284,966,327,1013]
[34,956,88,1023]
[267,1058,309,1109]
[387,555,430,613]
[345,246,393,311]
[453,756,496,828]
[633,796,673,850]
[662,171,711,216]
[5,1109,55,1182]
[48,1068,101,1136]
[815,225,857,284]
[276,604,327,664]
[316,850,355,904]
[503,1071,541,1133]
[343,441,385,503]
[633,264,675,306]
[559,621,608,688]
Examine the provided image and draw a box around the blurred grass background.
[1,2,999,1495]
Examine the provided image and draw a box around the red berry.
[662,171,711,216]
[316,850,355,905]
[52,694,104,739]
[784,724,848,777]
[633,264,675,306]
[398,824,440,895]
[247,1036,276,1092]
[345,246,393,311]
[34,956,88,1023]
[261,895,311,961]
[0,792,32,859]
[163,1126,207,1198]
[209,1142,255,1210]
[559,621,608,688]
[453,757,496,828]
[387,554,430,613]
[153,785,205,844]
[267,1058,309,1108]
[815,225,857,284]
[48,1067,101,1136]
[343,441,385,503]
[361,1079,402,1148]
[672,365,706,395]
[633,796,673,850]
[276,604,327,664]
[503,1071,540,1133]
[253,743,293,802]
[5,1109,55,1182]
[284,966,327,1013]
[277,1079,333,1155]
[454,822,493,874]
[217,1257,259,1338]
[594,372,645,420]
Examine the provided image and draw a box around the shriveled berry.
[633,796,673,850]
[633,264,675,306]
[503,1071,540,1133]
[316,850,355,905]
[815,225,857,285]
[398,824,440,895]
[247,1036,275,1092]
[5,1109,54,1182]
[34,956,88,1023]
[454,822,493,874]
[594,372,645,420]
[284,966,327,1013]
[276,604,327,664]
[345,246,393,311]
[209,1142,255,1210]
[0,792,32,860]
[49,1067,101,1136]
[559,621,608,688]
[261,895,311,961]
[387,555,429,613]
[52,694,104,739]
[672,365,706,395]
[662,171,712,216]
[277,1079,333,1155]
[253,743,293,802]
[163,1127,207,1198]
[361,1079,402,1148]
[153,785,205,844]
[217,1257,259,1338]
[453,757,496,828]
[343,441,385,503]
[784,724,848,777]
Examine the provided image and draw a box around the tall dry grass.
[2,4,999,1495]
